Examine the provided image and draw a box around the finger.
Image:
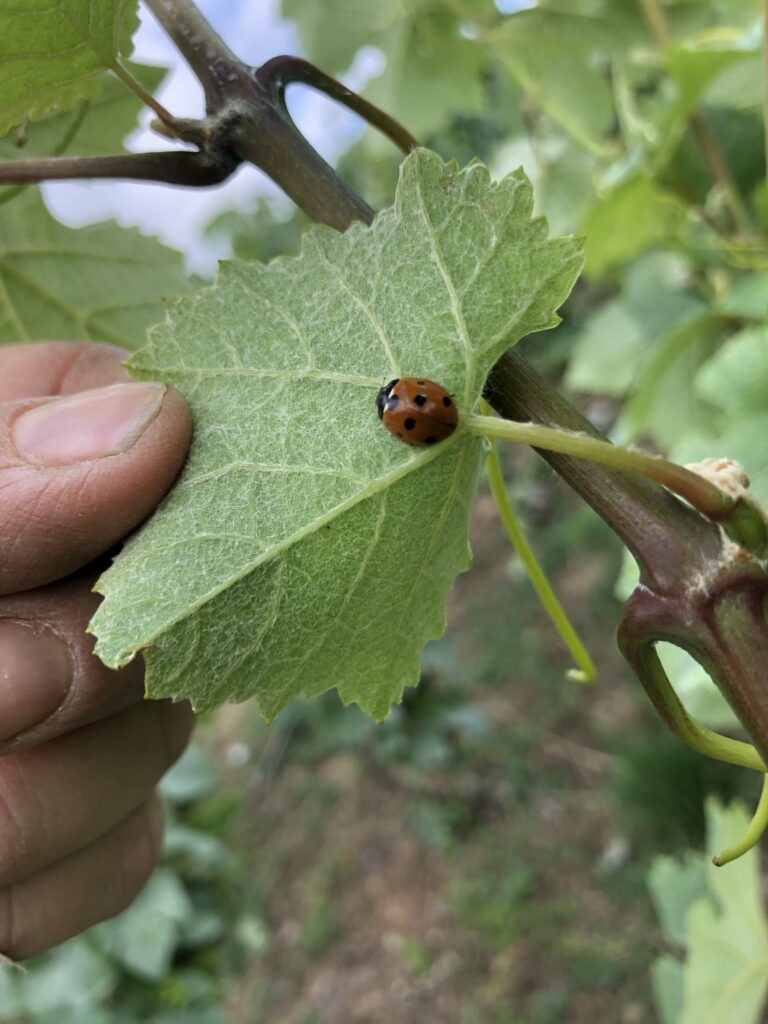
[0,793,164,960]
[0,351,192,594]
[0,567,146,752]
[0,341,132,402]
[0,698,193,886]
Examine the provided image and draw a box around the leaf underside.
[90,149,583,720]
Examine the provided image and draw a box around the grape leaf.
[647,800,768,1024]
[0,0,140,136]
[0,188,191,349]
[0,61,166,163]
[696,326,768,415]
[90,149,583,720]
[492,8,638,151]
[581,172,687,277]
[680,798,768,1024]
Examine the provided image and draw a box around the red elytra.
[375,377,458,446]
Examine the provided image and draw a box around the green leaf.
[696,326,768,415]
[679,798,768,1024]
[90,149,583,720]
[566,253,705,407]
[668,326,768,506]
[282,0,494,137]
[15,938,117,1012]
[0,0,140,136]
[651,955,685,1024]
[618,313,716,447]
[493,8,633,151]
[159,744,218,804]
[647,854,707,947]
[93,869,194,980]
[648,800,768,1024]
[0,61,167,163]
[666,36,758,118]
[565,298,645,395]
[0,188,191,350]
[582,173,687,277]
[716,272,768,319]
[674,412,768,508]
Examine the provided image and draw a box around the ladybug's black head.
[375,378,399,420]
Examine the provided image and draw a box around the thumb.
[0,381,192,593]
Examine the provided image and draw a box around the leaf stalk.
[482,402,596,683]
[465,413,736,523]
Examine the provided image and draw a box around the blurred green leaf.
[647,854,707,947]
[282,0,494,136]
[618,314,716,446]
[493,8,635,151]
[666,35,758,119]
[674,411,768,506]
[160,745,219,804]
[565,298,645,395]
[703,55,763,109]
[716,272,768,318]
[0,188,191,349]
[582,173,687,277]
[649,799,768,1024]
[94,869,194,981]
[567,253,706,418]
[696,326,768,413]
[680,798,768,1024]
[164,818,232,868]
[11,939,117,1013]
[652,955,686,1024]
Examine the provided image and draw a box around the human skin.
[0,341,195,959]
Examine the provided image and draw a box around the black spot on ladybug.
[443,396,452,406]
[414,393,427,406]
[425,436,437,445]
[404,417,416,430]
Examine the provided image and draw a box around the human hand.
[0,341,194,959]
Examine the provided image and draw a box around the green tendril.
[714,773,768,866]
[481,400,596,684]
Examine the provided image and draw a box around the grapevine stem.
[713,772,768,866]
[481,401,596,683]
[464,414,735,522]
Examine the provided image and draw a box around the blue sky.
[42,1,381,272]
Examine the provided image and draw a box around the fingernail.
[0,621,72,741]
[12,382,166,467]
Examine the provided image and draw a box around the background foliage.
[1,0,768,1020]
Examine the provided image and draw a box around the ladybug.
[375,377,458,446]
